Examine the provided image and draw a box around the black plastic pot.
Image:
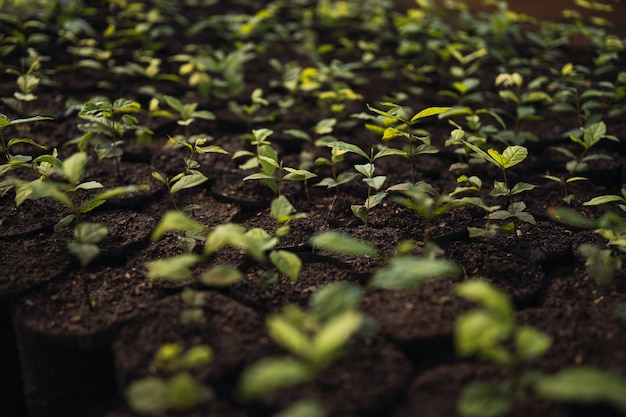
[12,308,116,417]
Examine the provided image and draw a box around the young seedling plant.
[0,112,50,174]
[152,136,227,211]
[462,141,536,229]
[67,221,108,309]
[455,279,626,417]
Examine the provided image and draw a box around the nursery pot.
[0,294,27,417]
[12,307,116,417]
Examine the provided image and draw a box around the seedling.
[75,96,142,179]
[0,112,50,173]
[67,222,107,309]
[5,150,145,229]
[551,120,619,175]
[366,102,449,183]
[326,140,405,226]
[462,141,536,227]
[493,72,551,145]
[162,95,216,142]
[455,279,626,417]
[237,282,366,400]
[152,136,227,210]
[126,343,214,415]
[227,87,270,133]
[237,129,317,198]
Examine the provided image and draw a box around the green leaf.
[363,175,386,190]
[200,265,243,287]
[151,210,205,241]
[62,152,88,185]
[238,357,313,400]
[456,280,513,317]
[126,377,169,415]
[266,312,312,359]
[534,367,626,410]
[145,254,201,281]
[458,381,511,417]
[369,256,458,289]
[351,204,367,224]
[354,163,374,178]
[410,106,451,122]
[382,127,405,141]
[548,207,597,228]
[501,145,528,168]
[515,326,552,360]
[583,195,625,206]
[310,231,377,257]
[67,242,100,269]
[271,195,295,222]
[269,250,301,281]
[168,372,212,409]
[510,182,536,195]
[170,172,208,194]
[311,310,363,368]
[327,140,369,160]
[309,282,364,321]
[204,223,249,255]
[74,222,108,244]
[283,167,317,181]
[455,309,513,364]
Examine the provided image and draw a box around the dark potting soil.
[2,2,626,417]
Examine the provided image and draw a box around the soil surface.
[2,1,626,417]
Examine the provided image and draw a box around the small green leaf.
[501,145,528,168]
[168,372,212,409]
[327,140,369,160]
[67,242,100,269]
[548,207,597,228]
[369,256,458,289]
[382,127,405,141]
[456,280,513,317]
[458,381,511,417]
[273,399,326,417]
[62,152,88,185]
[200,265,243,287]
[310,282,364,321]
[74,222,108,244]
[151,210,205,241]
[271,195,295,222]
[170,172,208,194]
[410,106,450,122]
[312,310,363,368]
[515,326,552,360]
[455,310,513,364]
[238,357,313,400]
[126,377,169,415]
[269,250,301,281]
[583,195,625,206]
[534,367,626,410]
[145,254,201,281]
[310,231,377,257]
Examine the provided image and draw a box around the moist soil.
[2,2,626,417]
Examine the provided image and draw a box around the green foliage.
[238,282,366,400]
[126,343,214,415]
[310,231,377,257]
[369,256,459,290]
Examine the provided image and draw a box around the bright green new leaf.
[382,127,405,141]
[151,210,205,242]
[458,381,511,417]
[204,223,249,255]
[238,357,313,400]
[312,310,363,368]
[456,280,513,317]
[369,256,458,289]
[455,310,513,365]
[283,167,317,181]
[266,313,312,359]
[200,265,244,287]
[170,172,208,194]
[410,106,450,122]
[145,254,201,281]
[548,207,597,229]
[534,367,626,410]
[501,145,528,168]
[583,194,625,206]
[515,326,552,360]
[310,231,377,257]
[168,372,211,409]
[62,152,88,185]
[269,250,301,281]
